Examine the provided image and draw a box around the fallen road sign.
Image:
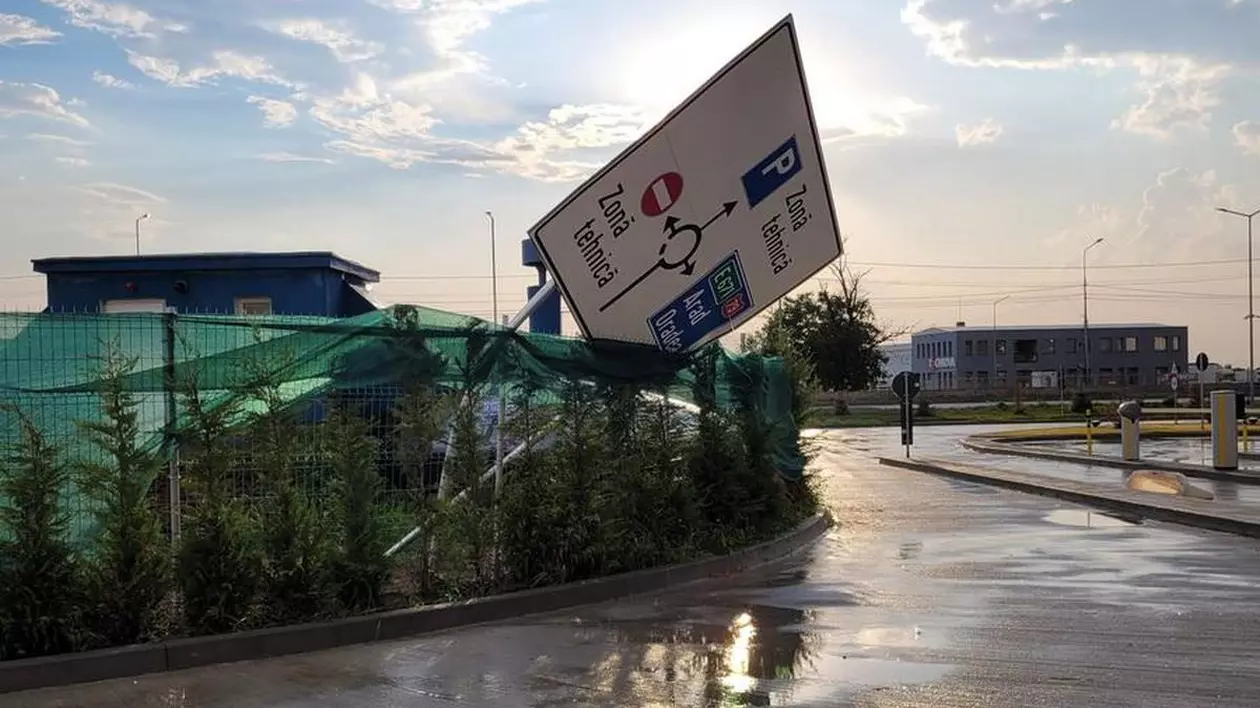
[527,14,842,352]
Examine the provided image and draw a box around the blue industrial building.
[521,237,561,335]
[32,251,381,316]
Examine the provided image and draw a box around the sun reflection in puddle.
[721,611,758,694]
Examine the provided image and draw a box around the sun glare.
[610,14,881,139]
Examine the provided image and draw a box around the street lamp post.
[485,211,498,325]
[1218,206,1260,404]
[1082,237,1104,388]
[992,295,1008,392]
[485,211,504,500]
[135,213,151,255]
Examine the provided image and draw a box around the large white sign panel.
[527,15,842,353]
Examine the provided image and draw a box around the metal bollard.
[1118,400,1141,462]
[1211,390,1239,470]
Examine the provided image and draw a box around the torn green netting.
[0,305,805,543]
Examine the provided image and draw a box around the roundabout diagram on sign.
[599,200,737,313]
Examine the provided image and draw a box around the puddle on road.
[1044,508,1140,529]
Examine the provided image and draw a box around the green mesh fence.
[0,305,805,544]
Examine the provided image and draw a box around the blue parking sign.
[741,136,802,209]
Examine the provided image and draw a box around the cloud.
[54,156,90,167]
[1111,56,1229,139]
[246,96,297,128]
[955,118,1003,147]
[27,132,92,147]
[310,83,643,181]
[902,0,1256,69]
[265,19,382,63]
[38,0,186,38]
[126,49,295,89]
[370,0,542,79]
[1052,167,1240,262]
[497,103,647,156]
[92,70,135,89]
[63,181,167,244]
[256,152,335,164]
[901,0,1256,139]
[308,75,440,153]
[0,13,60,45]
[78,181,164,204]
[0,81,90,128]
[1234,121,1260,156]
[1135,167,1236,257]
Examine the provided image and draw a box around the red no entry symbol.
[641,172,684,217]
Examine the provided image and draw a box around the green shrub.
[326,407,391,612]
[539,380,606,583]
[426,389,494,597]
[246,368,331,624]
[916,399,934,418]
[75,349,172,647]
[389,384,448,599]
[176,376,264,635]
[496,387,564,588]
[0,407,87,659]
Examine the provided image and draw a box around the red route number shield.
[640,172,684,217]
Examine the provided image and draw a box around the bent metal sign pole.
[526,14,843,352]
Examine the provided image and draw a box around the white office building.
[876,342,912,390]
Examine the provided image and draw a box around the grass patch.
[810,403,1083,428]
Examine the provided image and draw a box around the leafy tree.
[746,259,895,392]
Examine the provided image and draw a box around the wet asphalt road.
[918,425,1260,506]
[9,426,1260,707]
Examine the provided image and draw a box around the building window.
[1067,338,1078,354]
[1013,339,1038,364]
[947,341,953,357]
[1154,336,1168,352]
[977,370,990,387]
[1044,338,1056,355]
[996,339,1007,355]
[1123,337,1138,353]
[1172,335,1182,352]
[996,369,1008,384]
[1127,366,1140,385]
[1099,337,1113,353]
[235,297,273,316]
[102,298,167,313]
[977,340,989,356]
[965,340,974,356]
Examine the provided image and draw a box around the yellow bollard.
[1211,390,1239,470]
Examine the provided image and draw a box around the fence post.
[162,311,181,544]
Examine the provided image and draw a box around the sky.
[1,0,1259,363]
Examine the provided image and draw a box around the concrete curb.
[0,512,830,695]
[878,457,1260,538]
[962,436,1260,485]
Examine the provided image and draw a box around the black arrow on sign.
[599,200,739,313]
